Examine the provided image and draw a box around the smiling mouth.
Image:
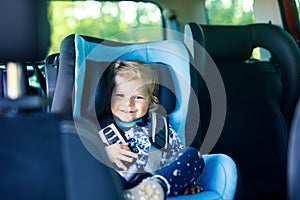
[120,110,137,114]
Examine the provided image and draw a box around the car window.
[205,0,255,25]
[205,0,272,60]
[48,1,163,55]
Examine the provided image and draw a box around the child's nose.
[126,97,134,106]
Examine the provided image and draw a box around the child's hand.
[183,183,203,195]
[105,143,138,170]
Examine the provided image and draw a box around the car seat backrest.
[0,113,124,200]
[184,22,300,199]
[201,23,300,124]
[0,114,66,200]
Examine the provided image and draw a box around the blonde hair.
[107,60,159,110]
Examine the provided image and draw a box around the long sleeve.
[160,124,184,167]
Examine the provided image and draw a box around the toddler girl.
[98,60,204,199]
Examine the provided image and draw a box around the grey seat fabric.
[184,23,300,199]
[0,114,123,200]
[287,99,300,200]
[60,119,124,200]
[0,114,66,200]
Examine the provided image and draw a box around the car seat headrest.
[72,35,191,142]
[201,25,253,61]
[0,0,50,62]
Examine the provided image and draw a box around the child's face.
[111,77,150,122]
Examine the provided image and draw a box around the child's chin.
[123,119,135,123]
[119,117,135,123]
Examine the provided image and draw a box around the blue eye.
[115,93,124,98]
[133,96,144,100]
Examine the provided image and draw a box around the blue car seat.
[51,34,238,199]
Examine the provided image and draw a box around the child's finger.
[115,159,127,170]
[196,185,203,193]
[182,184,203,195]
[118,154,135,162]
[128,151,138,158]
[120,148,138,158]
[190,185,195,194]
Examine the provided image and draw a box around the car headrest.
[0,0,50,62]
[201,25,253,61]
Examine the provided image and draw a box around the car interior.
[1,0,300,200]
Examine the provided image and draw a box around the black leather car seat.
[184,22,300,199]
